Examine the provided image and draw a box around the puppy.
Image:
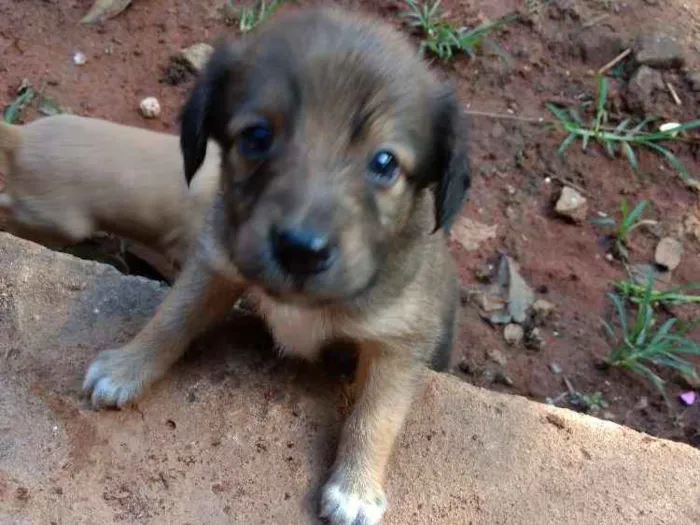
[0,114,220,266]
[82,7,470,525]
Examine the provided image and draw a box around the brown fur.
[0,115,220,266]
[82,7,470,525]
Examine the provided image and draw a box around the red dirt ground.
[1,0,699,447]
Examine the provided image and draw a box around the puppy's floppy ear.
[180,39,244,184]
[430,84,471,233]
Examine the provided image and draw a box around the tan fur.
[81,7,470,525]
[0,115,220,266]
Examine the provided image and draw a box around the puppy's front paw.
[83,346,161,409]
[319,474,387,525]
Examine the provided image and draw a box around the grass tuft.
[3,86,35,124]
[590,199,655,261]
[401,1,518,62]
[602,278,700,404]
[547,76,700,185]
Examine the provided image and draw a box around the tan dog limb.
[0,115,219,266]
[84,233,244,407]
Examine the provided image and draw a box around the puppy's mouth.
[251,271,378,308]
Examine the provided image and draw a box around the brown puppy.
[82,7,470,525]
[0,114,220,266]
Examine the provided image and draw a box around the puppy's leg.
[320,341,424,525]
[83,255,243,408]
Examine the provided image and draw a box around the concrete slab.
[0,233,698,524]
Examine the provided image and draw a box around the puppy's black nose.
[271,226,336,275]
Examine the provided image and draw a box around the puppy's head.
[181,8,470,304]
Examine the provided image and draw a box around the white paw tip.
[320,484,386,525]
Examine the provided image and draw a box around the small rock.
[504,324,524,346]
[81,0,132,24]
[575,28,624,66]
[525,327,545,351]
[73,52,87,66]
[532,299,555,324]
[494,371,514,387]
[634,33,685,70]
[549,362,562,375]
[635,396,649,410]
[680,391,696,406]
[177,43,214,73]
[532,299,555,315]
[555,187,588,223]
[624,65,664,112]
[139,97,161,119]
[487,348,508,366]
[687,71,700,92]
[654,237,683,271]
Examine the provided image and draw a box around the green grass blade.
[647,318,677,348]
[621,142,638,171]
[546,103,575,124]
[625,199,648,226]
[3,88,34,124]
[604,139,615,158]
[590,216,616,227]
[643,142,691,180]
[557,133,578,156]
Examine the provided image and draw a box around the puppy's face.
[181,8,470,305]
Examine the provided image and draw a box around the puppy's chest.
[248,290,334,360]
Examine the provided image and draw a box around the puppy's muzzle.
[270,226,338,276]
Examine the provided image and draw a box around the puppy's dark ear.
[180,78,211,184]
[180,40,243,184]
[431,85,471,232]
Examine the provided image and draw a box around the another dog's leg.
[320,341,424,525]
[83,256,243,409]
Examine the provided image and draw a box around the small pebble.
[555,187,588,223]
[139,97,161,119]
[654,237,683,271]
[73,52,87,65]
[532,299,555,318]
[680,391,696,406]
[504,324,524,346]
[487,348,508,367]
[550,362,562,375]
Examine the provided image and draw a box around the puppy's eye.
[238,120,274,161]
[367,150,400,187]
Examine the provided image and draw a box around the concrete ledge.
[1,232,698,524]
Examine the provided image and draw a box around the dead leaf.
[81,0,132,24]
[451,217,498,251]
